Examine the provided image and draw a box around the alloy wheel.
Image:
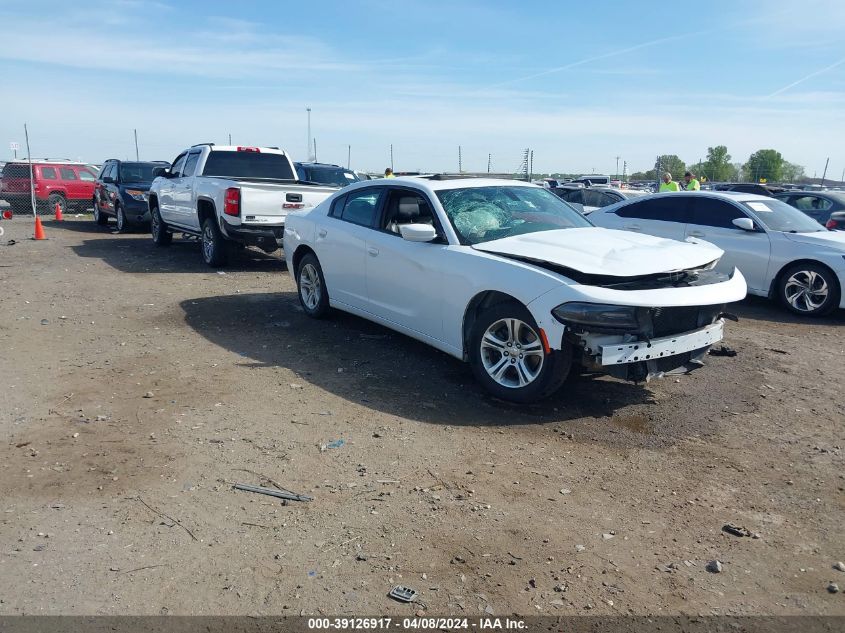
[151,212,160,239]
[202,224,215,262]
[480,318,544,388]
[784,270,829,313]
[299,263,321,310]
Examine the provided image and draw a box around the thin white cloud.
[765,57,845,98]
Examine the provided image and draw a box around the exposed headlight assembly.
[125,189,147,201]
[552,302,639,329]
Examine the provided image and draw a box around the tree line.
[629,147,806,183]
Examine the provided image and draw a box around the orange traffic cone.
[34,216,46,240]
[54,201,63,221]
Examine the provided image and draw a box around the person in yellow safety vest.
[683,170,701,191]
[384,168,396,178]
[659,172,680,192]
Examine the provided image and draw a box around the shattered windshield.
[436,185,592,245]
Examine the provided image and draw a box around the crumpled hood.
[471,228,722,277]
[782,230,845,250]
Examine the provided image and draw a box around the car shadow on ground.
[732,295,845,326]
[70,236,286,273]
[180,292,666,431]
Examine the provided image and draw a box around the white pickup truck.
[148,144,336,266]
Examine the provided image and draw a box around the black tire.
[115,203,128,233]
[47,193,66,217]
[150,205,172,246]
[468,301,571,403]
[93,201,108,226]
[296,253,330,318]
[778,262,840,317]
[201,217,228,267]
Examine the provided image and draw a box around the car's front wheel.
[150,205,172,246]
[469,301,570,403]
[778,262,840,316]
[296,253,330,318]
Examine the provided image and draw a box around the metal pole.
[390,144,394,171]
[306,107,312,161]
[228,133,232,145]
[840,167,844,184]
[458,146,462,173]
[134,129,139,161]
[615,156,620,181]
[529,150,534,182]
[487,153,492,174]
[24,123,35,217]
[313,138,317,163]
[347,145,351,169]
[820,157,829,186]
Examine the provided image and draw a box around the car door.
[76,167,97,209]
[364,187,447,341]
[98,163,117,214]
[684,196,771,292]
[158,153,186,224]
[315,187,384,311]
[609,196,690,240]
[174,150,201,229]
[59,167,82,202]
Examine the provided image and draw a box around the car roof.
[596,190,775,211]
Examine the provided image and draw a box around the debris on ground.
[388,586,418,603]
[706,560,723,573]
[232,483,313,502]
[143,391,154,398]
[722,524,759,538]
[834,562,845,572]
[827,583,840,594]
[709,345,737,357]
[319,439,345,451]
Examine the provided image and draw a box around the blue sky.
[1,0,844,176]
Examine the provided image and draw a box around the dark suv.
[93,160,169,231]
[294,162,360,188]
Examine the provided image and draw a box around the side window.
[689,198,746,228]
[601,192,622,206]
[182,152,201,177]
[381,189,436,234]
[340,188,383,227]
[793,196,831,213]
[78,169,96,182]
[582,189,607,208]
[562,190,582,204]
[170,154,187,178]
[60,168,78,180]
[329,194,347,218]
[41,167,57,180]
[616,197,689,223]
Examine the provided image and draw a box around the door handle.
[317,229,327,238]
[367,246,379,257]
[688,230,705,238]
[625,224,641,231]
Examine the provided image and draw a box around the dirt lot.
[0,214,843,617]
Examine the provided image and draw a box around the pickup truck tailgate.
[239,183,335,225]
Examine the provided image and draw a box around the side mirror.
[732,217,756,231]
[152,167,168,179]
[399,223,438,242]
[102,176,115,184]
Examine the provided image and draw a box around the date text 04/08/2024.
[306,617,528,630]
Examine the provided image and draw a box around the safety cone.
[54,201,63,221]
[34,216,46,240]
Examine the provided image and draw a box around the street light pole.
[306,107,312,161]
[615,155,620,181]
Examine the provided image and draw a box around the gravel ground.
[0,214,843,616]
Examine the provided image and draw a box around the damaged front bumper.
[577,321,725,381]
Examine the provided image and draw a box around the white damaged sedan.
[284,177,747,403]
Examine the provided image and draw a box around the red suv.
[0,161,97,214]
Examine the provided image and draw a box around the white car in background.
[589,191,845,317]
[284,177,746,403]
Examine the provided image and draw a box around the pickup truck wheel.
[150,205,172,246]
[296,253,330,318]
[48,193,66,217]
[201,218,229,267]
[468,301,570,404]
[115,204,128,233]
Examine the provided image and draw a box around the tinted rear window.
[299,165,360,187]
[616,197,690,222]
[202,151,295,180]
[2,164,31,178]
[118,162,161,183]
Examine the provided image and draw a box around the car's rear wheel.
[115,203,127,233]
[201,217,228,267]
[778,262,840,316]
[469,301,570,403]
[296,253,330,318]
[150,205,172,246]
[47,193,66,217]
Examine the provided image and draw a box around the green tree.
[655,155,685,180]
[701,145,733,182]
[742,149,784,182]
[630,170,654,180]
[780,161,806,183]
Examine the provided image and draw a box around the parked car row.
[0,160,97,213]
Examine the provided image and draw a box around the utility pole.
[313,138,317,163]
[840,167,844,184]
[529,150,534,182]
[487,153,492,174]
[228,133,232,145]
[24,123,35,216]
[134,129,139,161]
[390,144,394,171]
[458,145,462,173]
[615,155,620,181]
[821,157,829,186]
[622,160,627,183]
[306,107,312,161]
[347,145,351,169]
